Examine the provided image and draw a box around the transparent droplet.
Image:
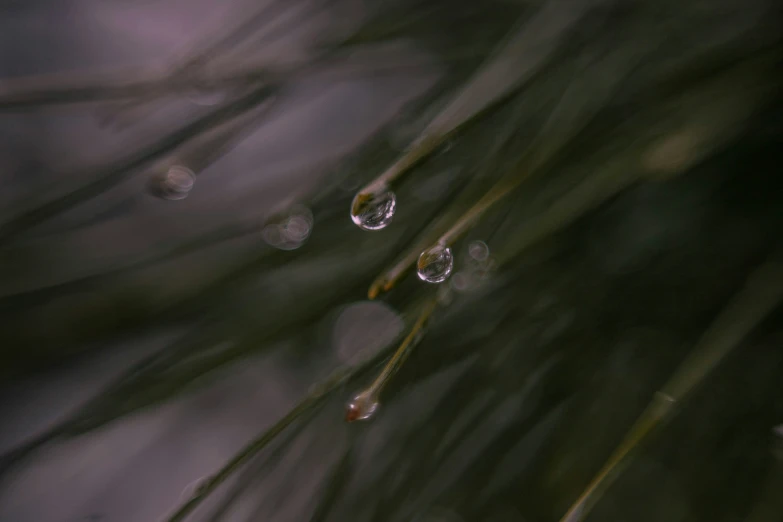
[417,244,454,283]
[468,240,490,263]
[150,165,196,200]
[351,187,396,231]
[264,205,313,250]
[345,390,379,422]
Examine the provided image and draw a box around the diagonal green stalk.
[365,297,438,400]
[346,296,439,422]
[353,0,596,202]
[165,394,320,522]
[559,255,783,522]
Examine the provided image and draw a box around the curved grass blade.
[163,322,411,522]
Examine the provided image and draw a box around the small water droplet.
[417,244,454,283]
[150,165,196,200]
[264,205,313,250]
[351,187,396,231]
[468,240,490,263]
[345,390,379,422]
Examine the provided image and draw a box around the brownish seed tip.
[345,403,361,422]
[368,286,380,300]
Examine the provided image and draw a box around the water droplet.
[264,205,313,250]
[417,244,454,283]
[345,390,379,422]
[150,165,196,200]
[468,240,490,263]
[351,187,396,231]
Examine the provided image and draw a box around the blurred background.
[0,1,781,521]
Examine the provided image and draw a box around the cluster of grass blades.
[1,0,782,521]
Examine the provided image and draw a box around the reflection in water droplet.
[417,244,454,283]
[150,165,196,200]
[345,390,379,422]
[351,187,396,231]
[468,240,489,262]
[264,205,313,250]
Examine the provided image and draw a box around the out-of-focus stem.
[0,84,275,242]
[559,255,783,522]
[164,331,404,522]
[345,296,438,422]
[0,56,452,109]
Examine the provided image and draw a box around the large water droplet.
[417,244,454,283]
[345,390,379,422]
[150,165,196,200]
[351,187,396,231]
